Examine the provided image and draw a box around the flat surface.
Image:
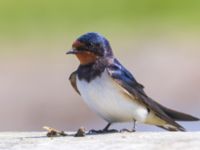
[0,132,200,150]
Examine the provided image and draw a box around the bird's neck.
[77,58,108,82]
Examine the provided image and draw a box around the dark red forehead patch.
[72,40,84,48]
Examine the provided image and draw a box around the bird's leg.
[89,123,118,134]
[132,120,136,132]
[120,120,136,132]
[102,123,111,131]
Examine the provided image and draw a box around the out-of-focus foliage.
[0,0,200,38]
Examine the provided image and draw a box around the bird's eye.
[86,43,93,48]
[96,43,100,47]
[87,43,92,46]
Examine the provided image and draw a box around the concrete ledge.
[0,132,200,150]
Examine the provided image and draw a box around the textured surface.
[0,132,200,150]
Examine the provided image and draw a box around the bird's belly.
[76,71,148,123]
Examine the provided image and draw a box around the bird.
[66,32,199,132]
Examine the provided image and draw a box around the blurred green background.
[0,0,199,131]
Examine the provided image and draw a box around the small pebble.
[74,127,86,137]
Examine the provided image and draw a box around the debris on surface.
[43,126,67,137]
[2,132,200,150]
[74,127,86,137]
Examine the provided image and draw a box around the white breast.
[76,71,148,123]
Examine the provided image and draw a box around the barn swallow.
[67,32,199,132]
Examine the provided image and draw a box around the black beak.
[66,49,78,55]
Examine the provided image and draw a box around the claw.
[120,128,135,133]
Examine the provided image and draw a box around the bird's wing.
[106,58,184,130]
[69,71,80,95]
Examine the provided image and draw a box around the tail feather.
[158,104,199,121]
[157,125,186,131]
[155,103,199,131]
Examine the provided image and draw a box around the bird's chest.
[76,71,148,122]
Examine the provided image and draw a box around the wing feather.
[106,58,185,131]
[69,71,80,95]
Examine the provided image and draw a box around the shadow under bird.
[66,32,199,132]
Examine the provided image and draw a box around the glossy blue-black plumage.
[76,32,113,56]
[107,58,145,95]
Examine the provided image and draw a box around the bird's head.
[66,32,113,65]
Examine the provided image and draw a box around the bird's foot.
[89,129,118,134]
[120,128,136,133]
